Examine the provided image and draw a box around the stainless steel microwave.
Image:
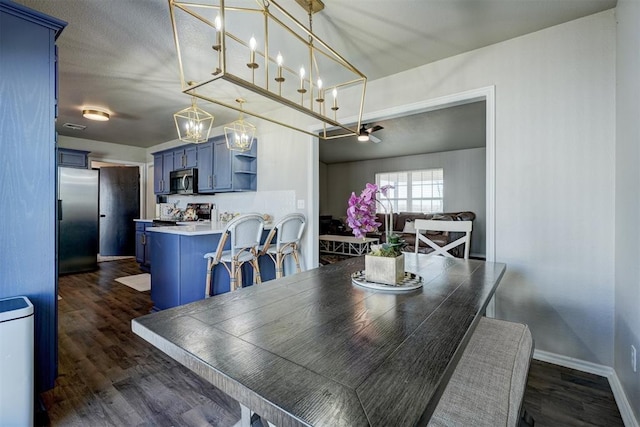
[170,168,198,194]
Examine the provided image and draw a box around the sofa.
[322,211,475,258]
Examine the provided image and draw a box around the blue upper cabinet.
[197,141,214,192]
[57,148,89,168]
[153,151,174,194]
[212,135,257,192]
[231,142,257,192]
[213,137,232,191]
[173,145,197,170]
[153,137,257,195]
[0,0,66,393]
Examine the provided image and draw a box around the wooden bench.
[429,317,534,426]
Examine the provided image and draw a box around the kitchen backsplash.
[165,190,296,223]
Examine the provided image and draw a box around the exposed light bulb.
[214,14,222,30]
[299,66,305,79]
[332,88,337,99]
[317,79,323,90]
[276,52,283,66]
[249,36,257,51]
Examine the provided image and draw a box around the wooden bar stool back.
[261,213,306,278]
[204,213,264,296]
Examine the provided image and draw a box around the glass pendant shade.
[173,98,214,143]
[224,115,256,152]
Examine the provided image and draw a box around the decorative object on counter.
[224,99,256,152]
[261,213,272,224]
[260,214,306,279]
[219,211,239,222]
[203,213,265,295]
[347,183,409,286]
[167,0,366,140]
[182,207,197,221]
[184,203,212,221]
[159,203,176,220]
[211,204,218,223]
[173,95,214,143]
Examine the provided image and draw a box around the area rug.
[98,255,135,263]
[115,273,151,292]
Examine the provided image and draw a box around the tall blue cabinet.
[0,0,66,393]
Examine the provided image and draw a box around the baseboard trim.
[533,350,639,427]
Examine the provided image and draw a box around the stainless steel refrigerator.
[58,167,99,274]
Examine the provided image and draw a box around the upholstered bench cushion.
[429,317,533,427]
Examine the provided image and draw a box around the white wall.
[357,10,616,366]
[322,148,486,257]
[245,10,616,366]
[615,0,640,421]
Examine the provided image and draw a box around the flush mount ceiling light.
[168,0,367,139]
[82,108,110,121]
[224,99,256,152]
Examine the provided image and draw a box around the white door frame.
[308,85,496,265]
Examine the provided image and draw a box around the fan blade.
[369,134,382,143]
[368,125,384,133]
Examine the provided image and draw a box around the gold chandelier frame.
[168,0,367,139]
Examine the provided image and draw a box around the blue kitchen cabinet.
[213,137,233,191]
[210,136,257,192]
[135,221,152,272]
[0,0,66,393]
[57,148,89,168]
[148,229,275,311]
[173,145,197,170]
[196,141,214,192]
[149,231,228,311]
[153,151,173,194]
[232,143,257,191]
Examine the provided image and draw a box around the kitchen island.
[147,222,274,311]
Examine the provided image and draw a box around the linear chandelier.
[168,0,367,139]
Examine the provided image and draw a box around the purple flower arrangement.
[346,183,383,238]
[346,183,405,255]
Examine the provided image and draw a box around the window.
[375,168,443,213]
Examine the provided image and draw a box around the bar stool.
[260,213,306,279]
[204,213,264,296]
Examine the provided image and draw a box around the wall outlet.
[632,345,637,373]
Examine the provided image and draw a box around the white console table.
[319,234,379,256]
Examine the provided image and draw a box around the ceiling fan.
[357,124,384,143]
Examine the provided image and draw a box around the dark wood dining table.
[132,253,506,426]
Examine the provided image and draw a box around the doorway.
[309,86,496,266]
[98,166,140,256]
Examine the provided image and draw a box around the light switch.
[297,199,305,209]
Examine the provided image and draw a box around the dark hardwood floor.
[41,259,240,426]
[42,258,624,426]
[523,360,624,426]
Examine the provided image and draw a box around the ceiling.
[320,101,486,164]
[15,0,616,151]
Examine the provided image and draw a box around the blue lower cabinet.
[149,230,276,310]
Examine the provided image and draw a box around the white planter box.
[365,254,405,285]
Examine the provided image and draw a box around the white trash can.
[0,296,34,427]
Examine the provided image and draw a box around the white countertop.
[147,221,273,236]
[134,218,154,222]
